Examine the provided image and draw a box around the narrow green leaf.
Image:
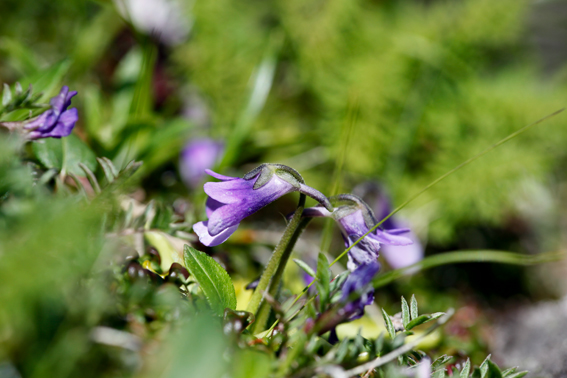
[486,360,503,378]
[381,308,396,339]
[480,355,491,378]
[501,367,517,377]
[410,294,418,320]
[79,162,101,194]
[101,157,119,177]
[406,314,431,330]
[2,83,11,107]
[316,253,331,310]
[68,173,88,199]
[183,245,237,316]
[460,359,471,378]
[374,332,384,354]
[293,259,315,278]
[432,369,447,378]
[329,270,349,293]
[432,355,452,371]
[97,157,116,183]
[14,82,22,96]
[430,312,445,321]
[336,337,351,363]
[401,296,410,328]
[505,372,527,378]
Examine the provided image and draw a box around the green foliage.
[316,252,331,311]
[183,245,237,316]
[0,0,560,376]
[32,134,97,176]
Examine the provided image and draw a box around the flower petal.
[381,231,423,269]
[205,169,237,181]
[193,221,239,246]
[205,197,225,217]
[206,176,295,235]
[47,108,78,138]
[204,177,255,204]
[369,228,413,246]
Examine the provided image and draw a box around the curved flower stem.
[253,217,312,333]
[247,194,306,331]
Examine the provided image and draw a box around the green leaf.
[381,308,396,339]
[460,359,471,378]
[329,270,349,293]
[480,355,491,378]
[432,369,447,378]
[316,253,331,310]
[432,355,452,371]
[96,157,116,183]
[406,314,431,330]
[486,360,503,378]
[401,296,410,328]
[430,312,445,320]
[32,134,97,176]
[183,245,237,316]
[501,367,518,377]
[410,294,418,319]
[2,83,11,107]
[505,372,527,378]
[293,259,315,278]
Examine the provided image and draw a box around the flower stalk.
[247,193,306,332]
[252,216,312,333]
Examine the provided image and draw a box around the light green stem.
[253,217,312,333]
[247,194,306,324]
[372,250,565,289]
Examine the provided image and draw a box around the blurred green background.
[2,0,567,375]
[2,0,567,244]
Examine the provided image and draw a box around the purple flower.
[193,164,332,247]
[179,139,224,188]
[371,190,424,269]
[303,194,413,272]
[340,260,380,320]
[25,86,78,139]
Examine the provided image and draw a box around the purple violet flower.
[356,183,425,269]
[193,164,332,247]
[179,139,224,188]
[25,86,78,139]
[302,194,413,272]
[303,194,412,321]
[339,260,380,320]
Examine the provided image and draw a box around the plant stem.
[247,194,306,329]
[253,217,312,333]
[372,250,566,289]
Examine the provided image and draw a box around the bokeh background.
[2,0,567,376]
